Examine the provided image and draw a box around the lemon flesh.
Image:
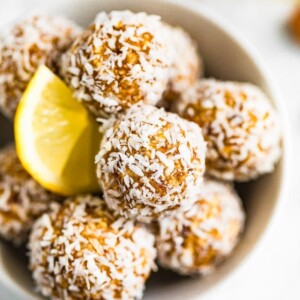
[15,65,102,196]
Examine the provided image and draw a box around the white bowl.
[0,0,289,299]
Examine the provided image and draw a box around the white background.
[0,0,300,299]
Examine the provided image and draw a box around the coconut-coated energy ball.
[0,15,82,119]
[96,104,206,222]
[163,24,202,102]
[156,178,245,275]
[174,79,281,181]
[29,195,156,300]
[60,11,170,117]
[0,145,61,244]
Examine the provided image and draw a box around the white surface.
[0,0,299,299]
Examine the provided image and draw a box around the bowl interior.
[0,0,286,299]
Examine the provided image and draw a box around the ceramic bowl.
[0,0,289,299]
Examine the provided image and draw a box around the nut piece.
[174,79,281,181]
[96,104,206,222]
[0,15,82,119]
[29,195,157,300]
[0,145,61,244]
[156,178,245,275]
[60,11,170,117]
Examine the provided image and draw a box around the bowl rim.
[0,0,291,299]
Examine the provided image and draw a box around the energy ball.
[0,15,82,119]
[29,195,156,300]
[60,11,170,117]
[174,79,281,181]
[96,104,206,222]
[164,24,202,102]
[156,178,245,275]
[0,145,61,244]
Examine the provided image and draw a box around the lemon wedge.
[15,65,102,196]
